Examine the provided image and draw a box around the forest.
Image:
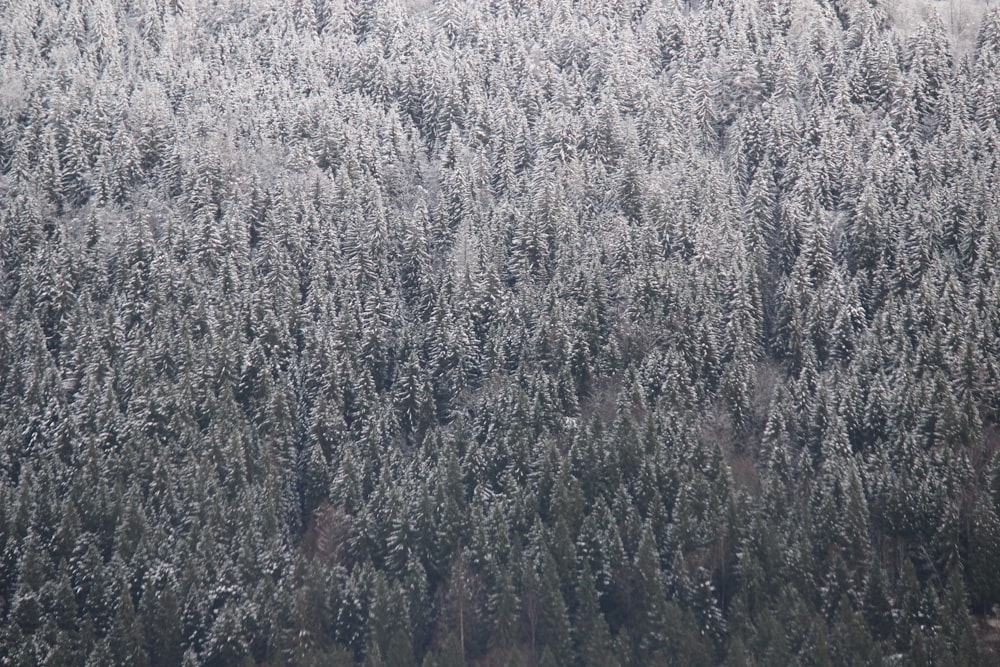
[2,0,1000,665]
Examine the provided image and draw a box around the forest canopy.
[2,0,1000,665]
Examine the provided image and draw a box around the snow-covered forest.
[2,0,1000,664]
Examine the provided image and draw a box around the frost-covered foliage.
[2,0,1000,665]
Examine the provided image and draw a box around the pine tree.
[106,577,149,667]
[905,14,952,127]
[938,567,980,667]
[366,572,415,666]
[574,560,617,667]
[533,545,573,662]
[965,496,1000,615]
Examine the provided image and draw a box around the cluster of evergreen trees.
[2,0,1000,664]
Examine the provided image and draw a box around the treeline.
[2,0,1000,665]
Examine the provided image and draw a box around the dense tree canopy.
[2,0,1000,664]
